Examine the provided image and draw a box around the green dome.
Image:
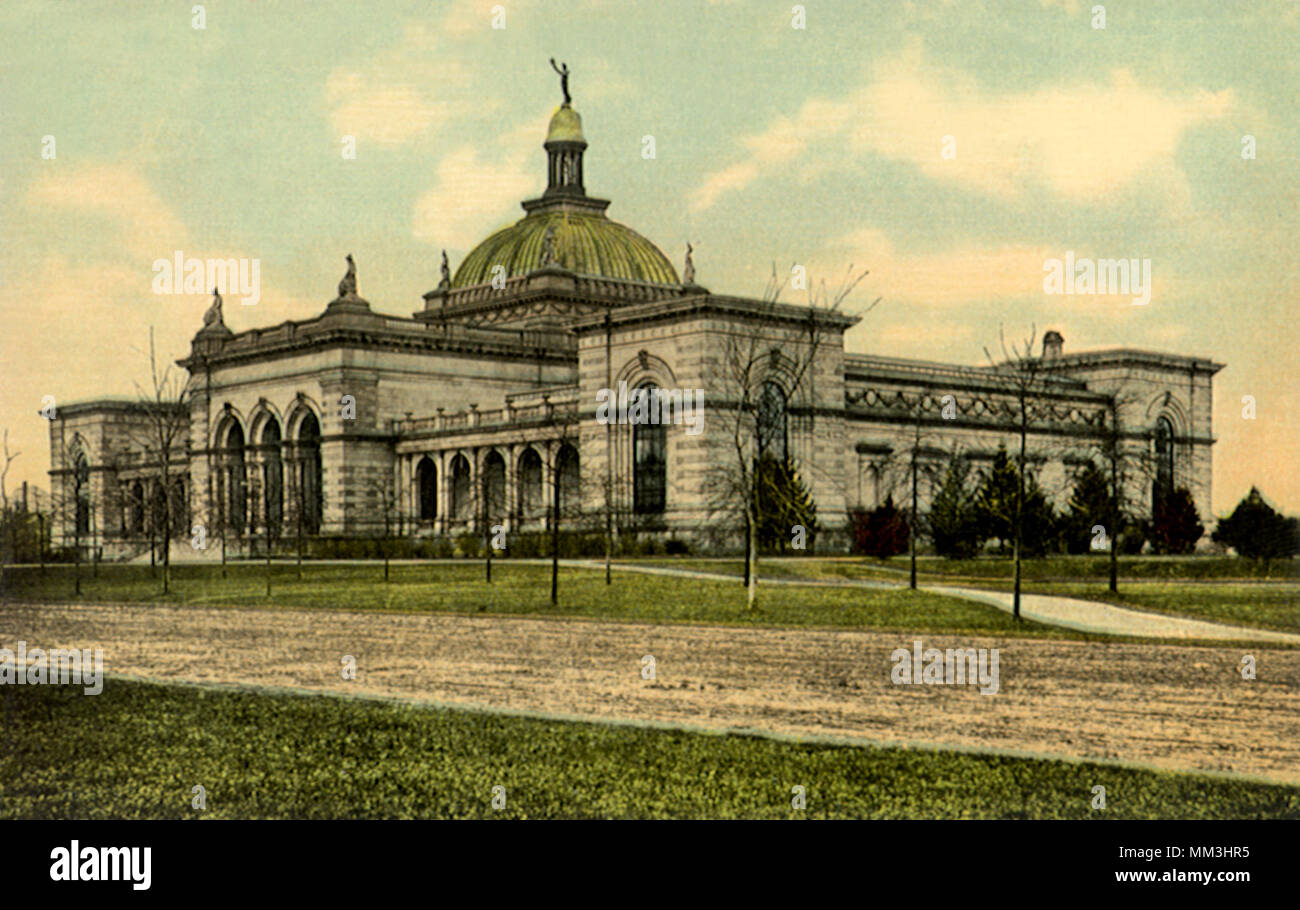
[546,105,584,143]
[452,210,680,288]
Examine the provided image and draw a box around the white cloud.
[324,21,480,147]
[412,116,548,251]
[692,48,1233,210]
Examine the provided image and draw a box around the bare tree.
[366,475,397,583]
[128,328,191,595]
[705,265,874,611]
[1063,375,1158,595]
[545,410,585,606]
[0,429,20,588]
[982,325,1055,621]
[0,429,19,514]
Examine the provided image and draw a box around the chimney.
[1042,330,1064,360]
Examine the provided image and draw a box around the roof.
[452,209,679,288]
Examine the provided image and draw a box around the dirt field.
[4,601,1298,785]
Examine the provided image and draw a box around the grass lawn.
[3,678,1295,819]
[0,561,1094,639]
[634,554,1299,584]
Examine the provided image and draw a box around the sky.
[1,0,1296,515]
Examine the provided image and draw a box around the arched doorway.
[297,413,322,534]
[482,451,506,526]
[517,448,542,521]
[416,456,437,522]
[260,418,283,536]
[223,422,246,535]
[450,454,471,522]
[556,444,579,517]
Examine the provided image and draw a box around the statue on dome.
[338,253,357,298]
[202,287,224,327]
[541,225,558,266]
[549,58,571,105]
[683,242,696,285]
[438,250,451,290]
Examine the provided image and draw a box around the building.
[46,94,1223,557]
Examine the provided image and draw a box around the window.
[633,384,666,514]
[1153,416,1174,506]
[757,381,788,463]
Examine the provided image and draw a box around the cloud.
[825,227,1159,308]
[412,116,548,251]
[25,164,190,259]
[692,48,1233,210]
[324,22,479,147]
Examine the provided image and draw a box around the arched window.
[416,457,437,522]
[518,448,543,519]
[261,418,283,537]
[1153,416,1174,506]
[297,413,322,534]
[223,422,246,535]
[450,454,471,521]
[757,381,788,463]
[482,451,506,524]
[556,444,580,517]
[633,383,666,514]
[72,451,91,536]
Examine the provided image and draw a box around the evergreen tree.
[1213,487,1299,560]
[1019,484,1059,557]
[1150,487,1204,554]
[975,445,1057,556]
[1062,462,1115,555]
[754,454,817,553]
[929,454,983,558]
[974,446,1019,552]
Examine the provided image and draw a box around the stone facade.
[46,102,1224,555]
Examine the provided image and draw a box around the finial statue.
[549,58,571,105]
[683,242,696,285]
[202,286,224,327]
[338,253,357,298]
[438,250,451,290]
[541,224,558,266]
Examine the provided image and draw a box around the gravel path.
[3,600,1298,784]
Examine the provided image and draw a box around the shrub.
[850,496,910,558]
[454,534,481,559]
